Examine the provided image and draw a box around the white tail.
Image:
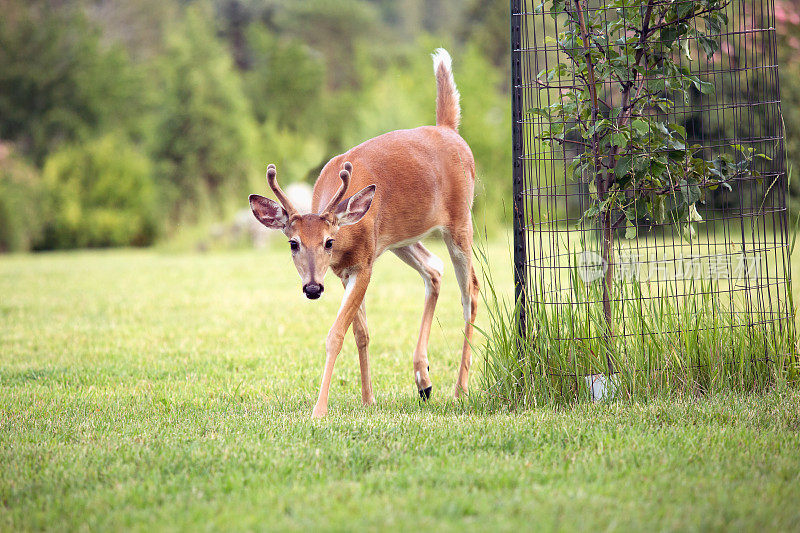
[432,48,461,130]
[250,49,477,418]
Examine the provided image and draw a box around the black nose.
[303,283,324,299]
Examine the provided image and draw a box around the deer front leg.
[351,300,375,406]
[343,272,374,406]
[312,266,372,419]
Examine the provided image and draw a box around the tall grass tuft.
[475,242,800,408]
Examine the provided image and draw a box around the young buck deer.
[249,49,478,418]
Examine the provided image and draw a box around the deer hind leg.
[391,242,443,400]
[444,228,479,398]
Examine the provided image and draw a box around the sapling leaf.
[677,1,695,19]
[697,34,719,56]
[615,155,633,178]
[668,123,687,139]
[699,80,714,94]
[632,119,650,135]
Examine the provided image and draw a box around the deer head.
[249,162,376,299]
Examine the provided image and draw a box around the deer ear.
[250,194,289,229]
[335,185,376,226]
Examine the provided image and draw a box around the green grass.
[478,247,799,407]
[2,241,800,531]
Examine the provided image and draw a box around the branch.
[646,3,731,35]
[611,212,628,230]
[572,0,602,187]
[533,79,582,91]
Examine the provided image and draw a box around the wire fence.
[510,0,791,345]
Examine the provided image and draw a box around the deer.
[249,49,478,419]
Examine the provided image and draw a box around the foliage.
[1,0,797,250]
[459,0,510,70]
[152,5,259,220]
[242,24,326,130]
[457,45,513,230]
[279,0,379,92]
[532,0,751,239]
[39,133,158,248]
[0,1,146,165]
[258,120,328,184]
[0,145,43,252]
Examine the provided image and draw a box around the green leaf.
[696,34,719,57]
[706,13,723,34]
[669,138,686,150]
[585,119,611,138]
[682,182,701,205]
[660,27,679,47]
[615,155,633,178]
[632,119,650,135]
[581,204,600,222]
[625,223,637,239]
[649,159,668,182]
[677,1,694,19]
[698,80,714,94]
[668,123,687,139]
[652,196,666,223]
[610,132,629,148]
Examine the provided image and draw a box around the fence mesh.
[510,0,791,347]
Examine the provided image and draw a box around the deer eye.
[324,239,334,250]
[289,240,299,252]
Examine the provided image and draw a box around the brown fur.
[313,126,475,274]
[250,49,478,418]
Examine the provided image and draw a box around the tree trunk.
[574,0,615,373]
[599,186,616,375]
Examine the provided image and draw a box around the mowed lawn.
[2,239,800,531]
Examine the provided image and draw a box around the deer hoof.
[418,385,433,400]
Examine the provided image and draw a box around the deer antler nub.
[266,164,297,216]
[322,162,352,216]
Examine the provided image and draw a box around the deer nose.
[303,283,324,299]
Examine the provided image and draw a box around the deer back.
[312,125,475,264]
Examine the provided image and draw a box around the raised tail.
[432,48,460,131]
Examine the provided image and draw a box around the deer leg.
[351,296,375,406]
[391,243,443,399]
[312,266,372,419]
[444,230,479,398]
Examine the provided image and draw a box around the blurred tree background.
[0,0,797,252]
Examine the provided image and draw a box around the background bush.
[0,0,798,251]
[39,133,158,249]
[0,146,43,252]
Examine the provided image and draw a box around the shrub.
[0,1,147,164]
[0,145,43,252]
[152,5,258,220]
[39,133,158,249]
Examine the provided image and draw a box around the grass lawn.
[1,239,799,531]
